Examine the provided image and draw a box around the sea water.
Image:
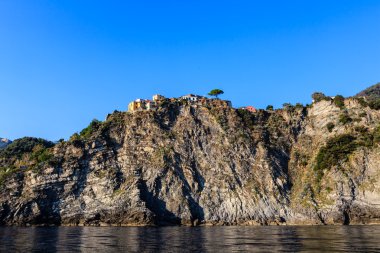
[1,225,379,252]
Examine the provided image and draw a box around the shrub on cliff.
[354,126,375,147]
[369,99,380,110]
[282,103,293,110]
[312,92,329,103]
[237,108,255,128]
[333,95,345,109]
[30,144,53,163]
[326,122,335,132]
[339,113,352,125]
[80,119,101,139]
[314,134,357,174]
[355,97,368,107]
[314,126,380,182]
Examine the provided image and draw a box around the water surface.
[1,226,379,252]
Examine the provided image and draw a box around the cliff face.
[1,98,380,226]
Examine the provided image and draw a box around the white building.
[181,94,202,102]
[153,94,165,101]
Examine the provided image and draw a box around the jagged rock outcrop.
[1,95,380,226]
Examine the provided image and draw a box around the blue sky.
[1,0,380,141]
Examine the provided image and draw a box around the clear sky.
[1,0,380,141]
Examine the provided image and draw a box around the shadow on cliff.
[138,177,181,225]
[1,171,63,226]
[33,186,63,225]
[153,103,182,131]
[137,165,205,226]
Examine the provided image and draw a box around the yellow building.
[135,99,144,109]
[128,96,162,112]
[128,99,146,112]
[128,101,139,112]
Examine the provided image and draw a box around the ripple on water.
[0,226,380,252]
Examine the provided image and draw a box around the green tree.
[266,105,274,111]
[333,95,345,109]
[312,92,328,103]
[208,89,224,99]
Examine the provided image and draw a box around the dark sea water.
[1,226,380,252]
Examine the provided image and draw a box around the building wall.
[128,101,146,111]
[146,101,156,110]
[128,101,138,112]
[182,95,198,101]
[153,94,164,101]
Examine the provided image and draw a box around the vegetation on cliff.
[355,83,380,110]
[314,134,357,178]
[314,123,380,178]
[356,82,380,100]
[0,137,54,159]
[0,137,56,184]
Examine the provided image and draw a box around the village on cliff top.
[127,93,257,113]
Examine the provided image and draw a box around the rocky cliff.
[1,95,380,226]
